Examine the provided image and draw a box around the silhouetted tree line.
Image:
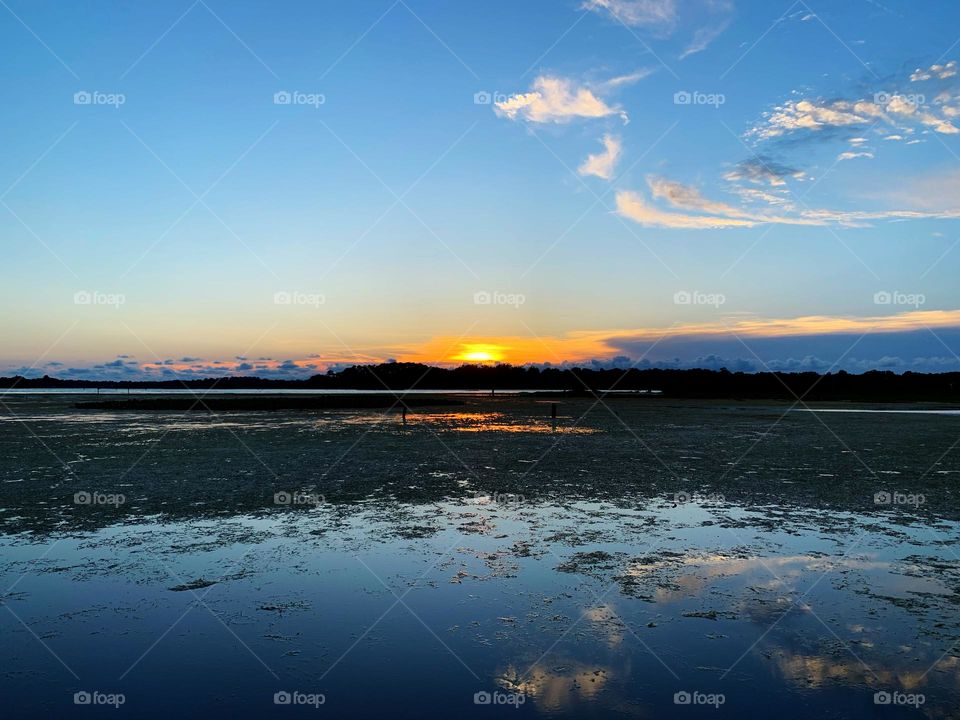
[2,364,959,401]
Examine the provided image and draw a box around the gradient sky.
[3,0,960,379]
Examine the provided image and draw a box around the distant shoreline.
[2,362,959,403]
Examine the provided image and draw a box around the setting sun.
[452,344,505,364]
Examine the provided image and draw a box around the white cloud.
[495,76,628,124]
[582,0,677,29]
[910,60,957,82]
[751,99,869,139]
[837,150,874,161]
[750,94,959,140]
[579,135,622,180]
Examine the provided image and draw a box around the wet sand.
[0,395,957,718]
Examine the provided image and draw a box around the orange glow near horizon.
[450,344,507,364]
[56,309,960,376]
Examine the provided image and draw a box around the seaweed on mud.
[556,550,626,576]
[169,578,217,592]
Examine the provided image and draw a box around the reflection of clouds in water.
[772,649,934,691]
[622,553,940,607]
[496,662,611,711]
[585,604,626,647]
[623,553,827,604]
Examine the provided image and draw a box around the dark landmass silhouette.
[76,395,464,412]
[3,363,960,402]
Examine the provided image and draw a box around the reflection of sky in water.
[1,499,958,718]
[2,398,959,718]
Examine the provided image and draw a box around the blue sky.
[3,0,960,379]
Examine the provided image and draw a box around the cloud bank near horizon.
[8,311,960,380]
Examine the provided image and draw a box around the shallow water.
[0,396,957,718]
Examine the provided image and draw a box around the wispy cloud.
[723,156,805,187]
[584,0,734,60]
[582,0,678,30]
[495,75,629,124]
[595,68,657,91]
[616,176,960,229]
[616,189,758,228]
[579,134,622,179]
[680,15,731,59]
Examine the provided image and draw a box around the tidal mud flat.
[0,394,958,718]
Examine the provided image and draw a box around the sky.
[3,0,960,379]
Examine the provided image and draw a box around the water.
[0,396,957,718]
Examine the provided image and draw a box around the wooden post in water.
[551,403,557,432]
[401,406,407,425]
